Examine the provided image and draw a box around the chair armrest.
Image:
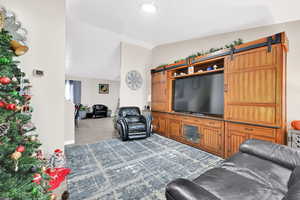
[166,178,219,200]
[140,115,151,136]
[240,139,300,170]
[117,117,128,140]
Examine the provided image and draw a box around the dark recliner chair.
[166,139,300,200]
[116,107,151,141]
[92,104,108,118]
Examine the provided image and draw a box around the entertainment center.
[151,32,288,158]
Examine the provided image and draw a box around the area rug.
[65,134,223,200]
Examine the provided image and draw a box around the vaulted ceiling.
[66,0,300,80]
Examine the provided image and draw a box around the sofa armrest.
[166,178,219,200]
[240,139,300,170]
[283,182,300,200]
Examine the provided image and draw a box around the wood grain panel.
[226,105,276,124]
[226,129,248,157]
[168,119,181,139]
[225,122,277,157]
[201,127,222,154]
[159,117,167,137]
[225,46,281,126]
[151,71,169,112]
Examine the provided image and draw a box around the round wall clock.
[126,70,143,90]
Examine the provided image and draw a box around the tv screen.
[173,72,224,116]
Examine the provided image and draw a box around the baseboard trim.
[64,140,75,145]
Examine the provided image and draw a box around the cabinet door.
[168,119,181,140]
[152,113,159,133]
[151,71,169,112]
[181,121,202,145]
[225,122,277,157]
[224,45,281,126]
[225,127,248,158]
[201,126,223,155]
[158,117,167,137]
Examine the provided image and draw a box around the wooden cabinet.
[158,117,167,137]
[225,122,277,157]
[181,120,202,146]
[201,126,224,156]
[152,112,168,137]
[152,113,160,133]
[224,45,283,127]
[151,33,287,158]
[168,119,181,140]
[152,111,225,157]
[151,71,170,112]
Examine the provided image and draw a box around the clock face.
[126,70,143,90]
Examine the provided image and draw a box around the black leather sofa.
[116,107,151,141]
[166,139,300,200]
[92,104,108,118]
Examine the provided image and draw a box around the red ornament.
[32,173,42,184]
[16,145,25,153]
[0,101,5,108]
[0,77,11,85]
[6,103,16,111]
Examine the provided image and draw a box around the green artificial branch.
[156,38,243,68]
[0,30,52,199]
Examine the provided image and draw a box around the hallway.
[75,117,118,145]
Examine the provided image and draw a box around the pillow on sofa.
[288,166,300,188]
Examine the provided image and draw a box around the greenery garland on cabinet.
[156,39,243,69]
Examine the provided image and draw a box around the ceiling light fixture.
[141,2,157,14]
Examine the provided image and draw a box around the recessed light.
[141,3,157,14]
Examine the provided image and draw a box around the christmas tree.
[0,30,54,199]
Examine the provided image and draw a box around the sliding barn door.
[224,45,283,126]
[151,71,170,112]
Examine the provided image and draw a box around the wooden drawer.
[200,119,223,128]
[227,123,276,138]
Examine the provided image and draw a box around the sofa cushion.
[192,152,292,200]
[125,115,141,123]
[288,166,300,188]
[128,122,146,132]
[240,139,300,170]
[222,152,291,195]
[194,166,286,200]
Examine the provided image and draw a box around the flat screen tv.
[173,72,224,116]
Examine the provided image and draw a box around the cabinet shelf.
[173,68,224,79]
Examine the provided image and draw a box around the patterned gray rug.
[65,134,223,200]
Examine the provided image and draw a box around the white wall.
[64,100,74,145]
[151,20,300,123]
[120,42,152,109]
[0,0,66,152]
[66,76,120,114]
